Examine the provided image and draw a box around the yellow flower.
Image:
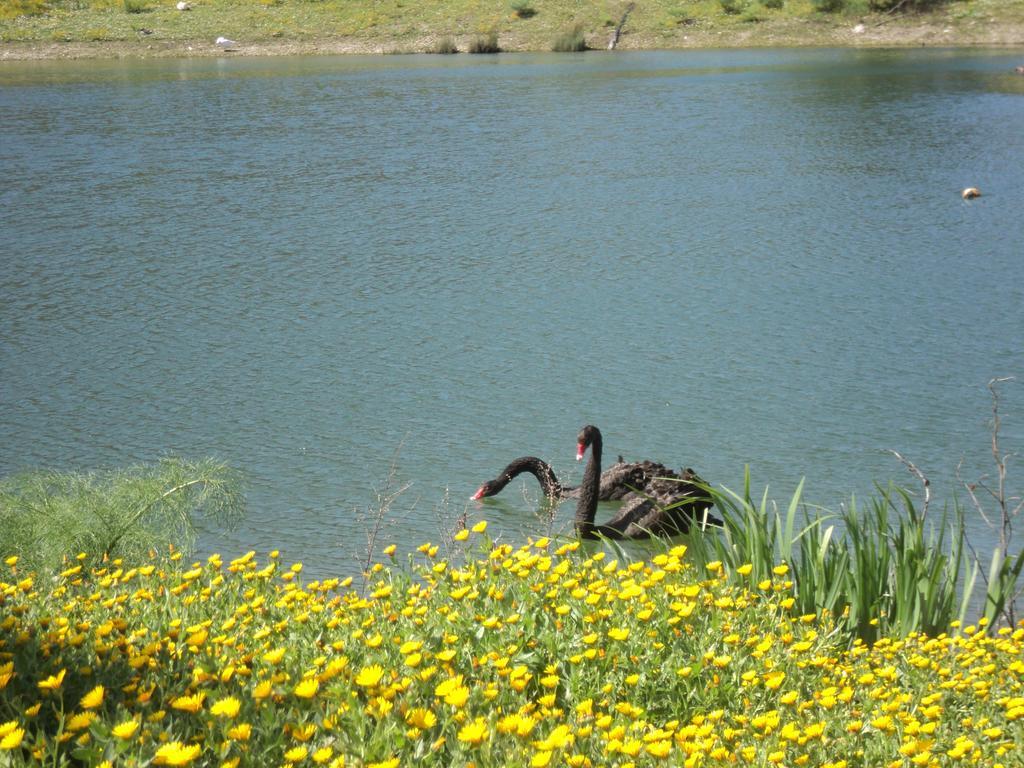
[367,760,400,768]
[263,647,286,665]
[736,563,753,576]
[444,685,470,708]
[154,741,202,766]
[773,563,789,576]
[534,724,574,751]
[171,692,206,713]
[312,747,334,764]
[210,697,241,718]
[227,724,252,741]
[457,717,489,746]
[253,680,273,700]
[80,685,104,710]
[355,665,385,688]
[406,708,437,730]
[294,678,320,699]
[383,544,397,556]
[646,740,672,758]
[284,746,308,762]
[471,520,488,533]
[1,727,25,751]
[66,711,97,731]
[531,752,553,768]
[764,671,786,690]
[111,719,140,740]
[607,627,630,641]
[38,669,66,692]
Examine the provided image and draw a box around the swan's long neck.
[501,457,563,499]
[575,433,602,539]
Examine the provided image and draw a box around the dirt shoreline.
[3,18,1024,61]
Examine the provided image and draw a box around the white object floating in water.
[176,1,190,10]
[852,23,865,34]
[961,187,981,200]
[215,36,238,48]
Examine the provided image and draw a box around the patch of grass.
[467,29,499,53]
[123,0,147,13]
[720,0,748,14]
[0,0,1021,50]
[762,0,784,9]
[551,22,587,51]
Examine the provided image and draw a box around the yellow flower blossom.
[1,727,25,751]
[406,708,437,730]
[171,692,206,713]
[355,665,385,688]
[210,696,241,718]
[457,717,489,746]
[153,741,202,766]
[284,746,308,762]
[79,685,104,710]
[111,719,140,740]
[294,678,320,698]
[37,669,66,692]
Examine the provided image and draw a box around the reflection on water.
[1,48,1022,577]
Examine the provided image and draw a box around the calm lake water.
[2,48,1023,577]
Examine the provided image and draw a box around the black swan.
[574,424,720,540]
[471,455,688,503]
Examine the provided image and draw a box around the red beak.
[471,487,485,500]
[576,442,585,461]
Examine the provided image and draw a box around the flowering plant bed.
[1,527,1022,767]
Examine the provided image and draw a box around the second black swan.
[574,425,719,540]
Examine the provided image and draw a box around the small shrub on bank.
[468,30,499,53]
[762,0,784,9]
[551,23,587,51]
[510,0,536,18]
[812,0,846,11]
[719,0,748,14]
[431,36,458,53]
[123,0,147,13]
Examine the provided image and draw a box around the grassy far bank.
[1,537,1023,767]
[1,0,1023,58]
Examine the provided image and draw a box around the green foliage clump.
[762,0,784,9]
[677,469,1022,642]
[869,0,950,9]
[719,0,748,14]
[551,22,586,51]
[123,0,147,13]
[467,30,499,53]
[0,0,49,20]
[812,0,846,11]
[0,458,244,576]
[431,36,458,53]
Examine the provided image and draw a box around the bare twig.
[887,449,930,520]
[357,440,411,593]
[958,377,1019,627]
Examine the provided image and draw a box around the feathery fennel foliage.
[0,458,243,575]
